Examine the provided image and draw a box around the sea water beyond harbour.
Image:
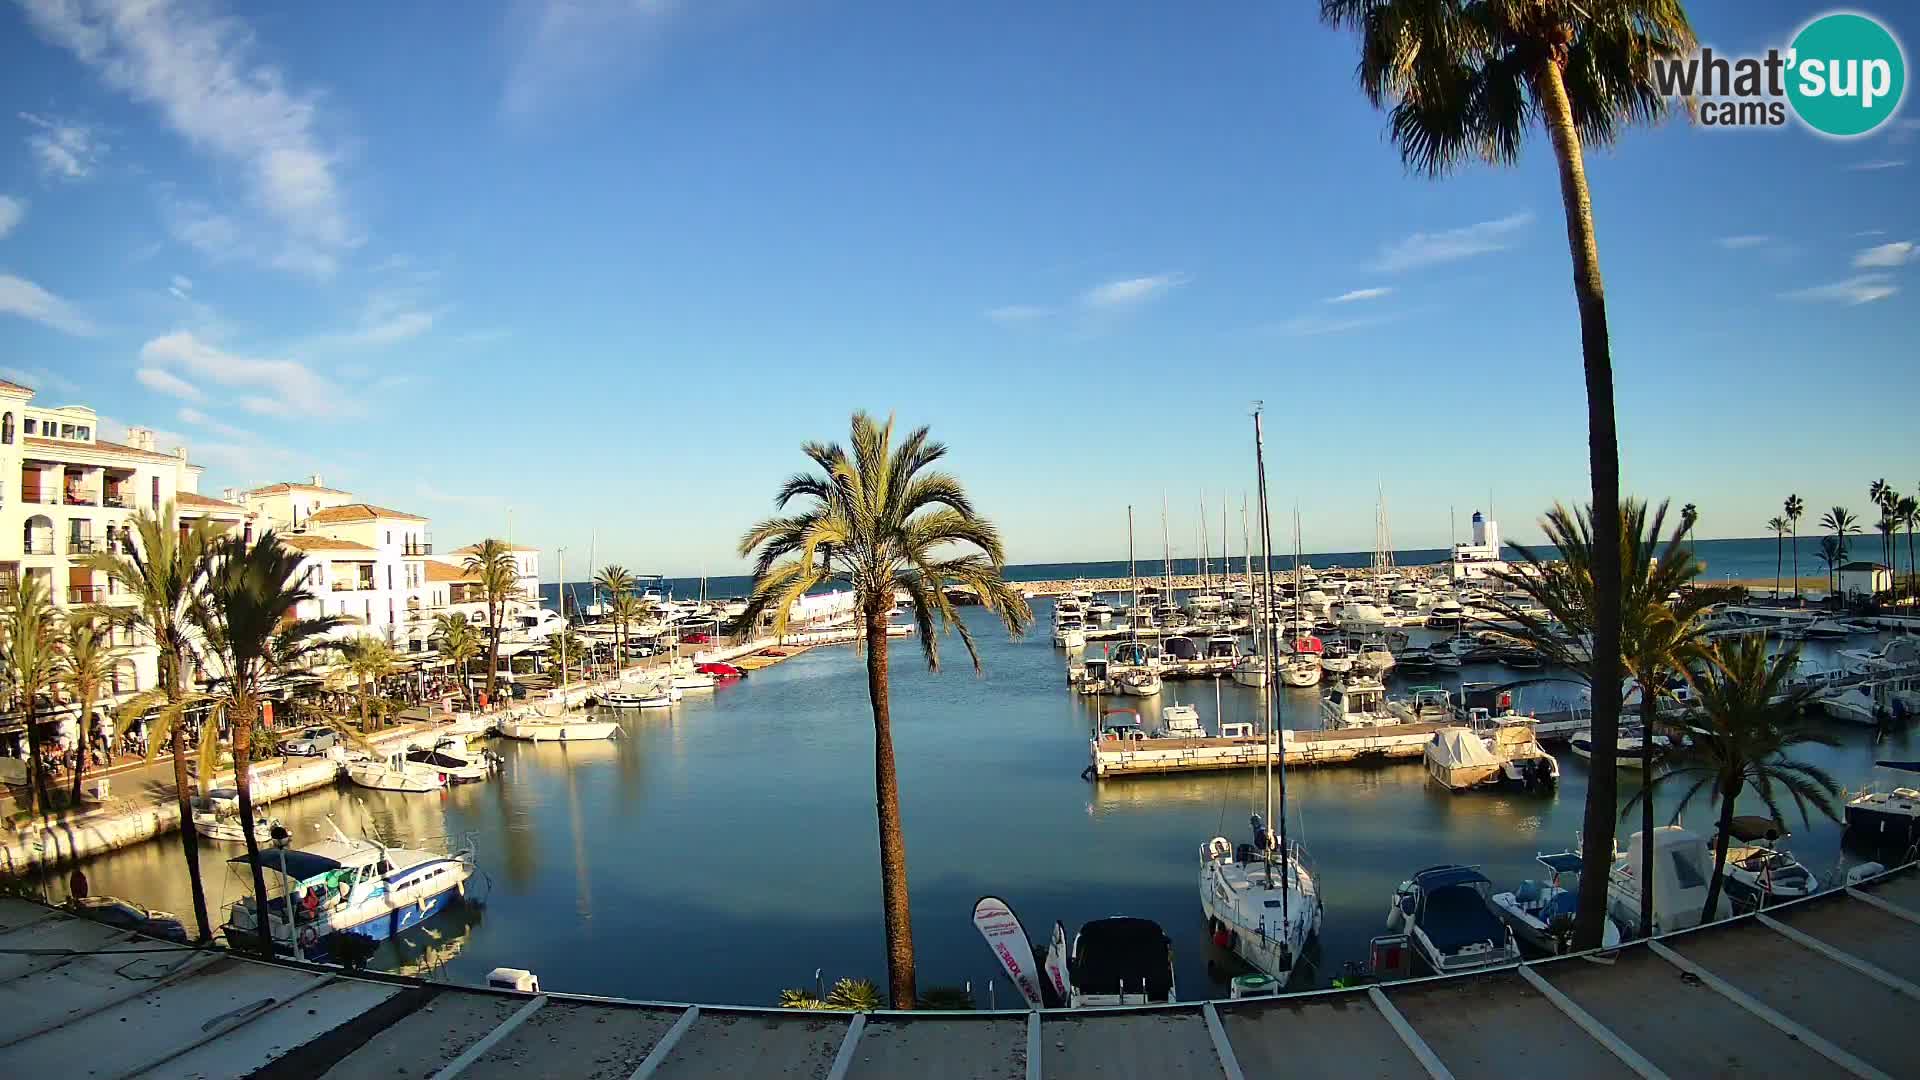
[547,536,1821,605]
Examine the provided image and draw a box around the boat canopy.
[1413,864,1492,892]
[228,850,342,880]
[1072,917,1173,1000]
[1534,852,1584,875]
[1725,815,1785,842]
[1430,729,1501,771]
[1874,761,1920,774]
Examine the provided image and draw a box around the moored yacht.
[1322,676,1396,728]
[1490,851,1622,955]
[1844,760,1920,846]
[1710,816,1818,911]
[1385,865,1521,974]
[345,750,446,794]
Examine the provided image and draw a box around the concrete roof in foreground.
[3,865,1918,1078]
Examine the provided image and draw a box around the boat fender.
[1080,765,1095,781]
[299,926,319,950]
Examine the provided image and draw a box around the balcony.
[404,542,434,556]
[63,491,99,507]
[68,538,98,555]
[24,540,53,556]
[104,493,131,509]
[68,585,103,604]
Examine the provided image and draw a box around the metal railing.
[104,493,131,509]
[63,493,98,506]
[68,586,103,604]
[24,541,53,556]
[404,542,434,556]
[68,538,97,554]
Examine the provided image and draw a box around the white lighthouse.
[1450,511,1507,582]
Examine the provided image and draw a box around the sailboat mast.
[1128,506,1138,643]
[1253,411,1274,888]
[1254,409,1291,926]
[1161,494,1172,601]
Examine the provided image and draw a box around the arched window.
[1,413,12,444]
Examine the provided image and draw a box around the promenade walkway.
[3,864,1917,1078]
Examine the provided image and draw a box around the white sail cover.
[973,896,1043,1008]
[1430,728,1500,771]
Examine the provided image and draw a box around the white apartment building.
[242,486,436,651]
[0,380,251,734]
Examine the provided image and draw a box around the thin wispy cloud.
[139,331,356,417]
[417,482,508,511]
[1853,241,1915,269]
[1268,311,1401,338]
[21,0,358,276]
[136,366,204,401]
[100,413,299,476]
[502,0,683,121]
[1370,211,1534,272]
[0,364,79,395]
[0,195,23,238]
[984,304,1052,325]
[1325,286,1391,304]
[177,406,250,440]
[1783,274,1898,306]
[0,273,97,335]
[19,111,107,179]
[1846,159,1906,171]
[1080,272,1189,310]
[1717,234,1770,250]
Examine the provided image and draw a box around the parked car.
[685,633,712,644]
[281,727,338,756]
[65,896,190,944]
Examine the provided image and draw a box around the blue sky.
[2,0,1915,574]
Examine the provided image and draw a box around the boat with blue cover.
[222,821,476,963]
[1489,851,1622,955]
[1385,864,1521,975]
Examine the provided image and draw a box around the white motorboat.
[1116,669,1163,697]
[1160,703,1204,736]
[1425,602,1466,630]
[1053,614,1088,650]
[1055,916,1178,1007]
[346,750,446,793]
[1569,729,1671,767]
[1074,656,1115,696]
[1845,760,1920,847]
[191,788,276,844]
[1318,638,1354,674]
[670,672,717,690]
[1353,635,1396,674]
[498,715,620,742]
[1389,687,1454,724]
[1087,600,1115,625]
[1711,816,1818,911]
[1604,826,1727,937]
[405,738,498,784]
[1490,851,1622,955]
[1322,676,1396,729]
[1230,655,1269,688]
[1821,675,1919,726]
[1385,865,1521,975]
[223,819,475,963]
[1425,636,1470,669]
[1335,601,1391,632]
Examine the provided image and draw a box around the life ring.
[1205,836,1234,861]
[298,926,319,949]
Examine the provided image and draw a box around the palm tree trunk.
[231,695,277,956]
[1791,524,1799,602]
[69,699,94,806]
[1538,55,1625,952]
[23,704,46,817]
[1638,688,1658,936]
[1702,776,1742,924]
[159,638,212,933]
[484,611,501,708]
[1774,533,1782,600]
[863,595,916,1009]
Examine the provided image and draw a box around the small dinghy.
[1490,851,1622,955]
[1713,816,1819,911]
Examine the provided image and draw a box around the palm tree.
[1819,507,1859,599]
[340,635,398,731]
[434,614,482,705]
[1784,495,1805,601]
[1639,635,1839,922]
[1,576,60,816]
[1766,516,1788,600]
[188,531,343,954]
[463,540,521,708]
[1868,480,1894,565]
[1875,514,1900,601]
[86,503,220,940]
[593,565,635,672]
[1815,536,1844,598]
[1679,503,1698,567]
[1319,1,1696,947]
[55,608,121,806]
[1899,495,1919,597]
[1487,499,1709,942]
[739,412,1032,1008]
[608,592,647,674]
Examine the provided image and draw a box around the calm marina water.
[44,598,1910,1005]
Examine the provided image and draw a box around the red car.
[695,662,745,679]
[684,633,712,644]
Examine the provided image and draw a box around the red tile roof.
[23,435,180,463]
[246,481,356,496]
[176,492,246,514]
[302,503,426,524]
[280,535,376,553]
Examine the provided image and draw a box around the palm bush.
[463,540,521,707]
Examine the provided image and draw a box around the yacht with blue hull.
[223,823,476,963]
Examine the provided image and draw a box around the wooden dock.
[1090,723,1449,778]
[8,863,1920,1077]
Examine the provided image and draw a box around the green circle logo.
[1787,12,1907,137]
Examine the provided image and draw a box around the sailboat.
[1278,511,1323,688]
[1200,408,1323,988]
[1115,506,1163,696]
